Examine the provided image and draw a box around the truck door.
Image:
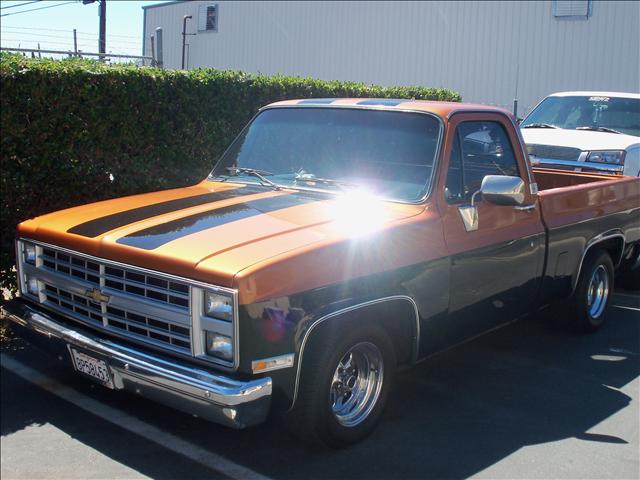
[438,113,545,344]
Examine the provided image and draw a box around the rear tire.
[285,324,396,448]
[561,249,614,332]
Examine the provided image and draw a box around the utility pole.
[155,27,163,68]
[73,29,78,56]
[513,63,520,119]
[150,35,155,67]
[99,0,106,60]
[181,15,192,70]
[81,0,105,59]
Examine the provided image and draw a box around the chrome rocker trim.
[1,299,272,429]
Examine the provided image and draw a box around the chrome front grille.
[18,239,240,369]
[527,144,582,161]
[42,283,192,353]
[105,305,191,350]
[44,283,103,325]
[42,248,190,310]
[25,245,193,355]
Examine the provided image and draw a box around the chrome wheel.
[587,265,610,319]
[329,342,384,427]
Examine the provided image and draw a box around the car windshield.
[209,107,442,202]
[521,95,640,137]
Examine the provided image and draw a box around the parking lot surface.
[2,291,639,480]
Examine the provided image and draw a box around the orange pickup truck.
[3,99,639,447]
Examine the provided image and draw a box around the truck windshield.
[210,107,442,202]
[521,96,640,137]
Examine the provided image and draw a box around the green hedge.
[0,53,461,293]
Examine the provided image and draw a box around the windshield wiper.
[293,173,357,190]
[522,123,559,129]
[225,167,281,190]
[576,126,623,135]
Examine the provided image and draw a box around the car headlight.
[22,241,36,265]
[587,150,625,165]
[205,331,233,361]
[204,291,233,321]
[26,276,39,296]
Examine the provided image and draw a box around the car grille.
[527,144,582,161]
[42,248,190,310]
[34,246,192,355]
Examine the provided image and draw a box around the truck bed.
[535,168,640,229]
[532,167,624,191]
[534,167,640,303]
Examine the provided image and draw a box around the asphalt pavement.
[2,290,639,480]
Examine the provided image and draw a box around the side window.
[445,121,519,203]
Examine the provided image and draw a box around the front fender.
[237,258,451,410]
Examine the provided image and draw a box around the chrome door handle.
[515,204,536,212]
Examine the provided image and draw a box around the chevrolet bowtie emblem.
[85,288,110,303]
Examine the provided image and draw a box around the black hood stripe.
[116,193,319,250]
[67,186,263,238]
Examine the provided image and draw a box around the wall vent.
[553,0,592,18]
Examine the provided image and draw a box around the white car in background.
[521,92,640,176]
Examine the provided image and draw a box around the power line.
[2,40,137,52]
[1,1,78,18]
[1,30,141,45]
[2,32,140,46]
[0,1,42,10]
[1,38,140,55]
[1,40,126,52]
[2,25,141,39]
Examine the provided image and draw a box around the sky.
[0,0,171,57]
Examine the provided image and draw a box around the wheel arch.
[288,295,419,411]
[572,231,625,293]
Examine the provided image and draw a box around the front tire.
[286,324,396,448]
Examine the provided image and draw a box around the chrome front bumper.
[1,299,272,429]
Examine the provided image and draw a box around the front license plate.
[69,347,114,389]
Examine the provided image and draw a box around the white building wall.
[143,0,640,114]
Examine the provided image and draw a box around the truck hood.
[521,128,639,151]
[18,181,424,288]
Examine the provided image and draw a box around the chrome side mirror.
[480,175,526,206]
[458,175,526,232]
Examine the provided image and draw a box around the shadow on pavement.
[0,360,227,479]
[2,296,639,479]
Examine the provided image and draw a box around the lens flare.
[327,189,387,237]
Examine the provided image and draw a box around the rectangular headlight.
[25,275,39,296]
[204,291,233,321]
[587,150,625,165]
[205,331,233,361]
[22,241,36,265]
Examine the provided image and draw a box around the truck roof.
[547,91,640,99]
[265,98,513,118]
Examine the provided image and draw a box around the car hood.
[18,180,425,290]
[521,128,639,151]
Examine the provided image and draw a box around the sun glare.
[327,189,387,237]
